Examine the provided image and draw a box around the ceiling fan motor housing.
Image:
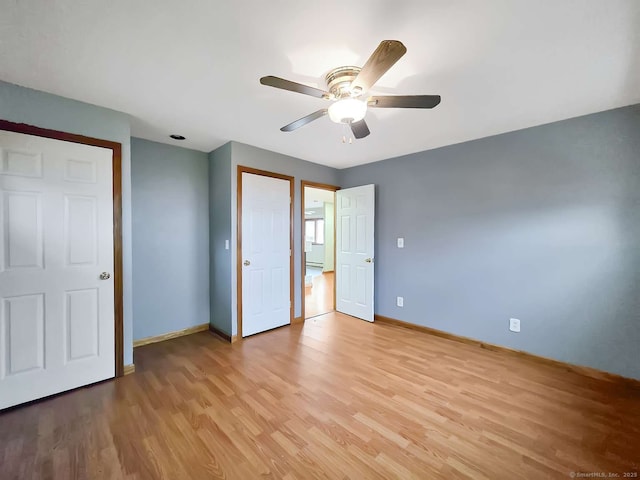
[325,66,363,98]
[325,66,368,124]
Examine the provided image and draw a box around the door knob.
[244,260,250,266]
[100,272,111,280]
[365,258,373,263]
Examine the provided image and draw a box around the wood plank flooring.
[305,272,334,319]
[1,312,639,479]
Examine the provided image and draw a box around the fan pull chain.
[341,122,353,144]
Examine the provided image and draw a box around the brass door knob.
[365,258,373,263]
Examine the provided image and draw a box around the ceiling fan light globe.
[328,98,367,124]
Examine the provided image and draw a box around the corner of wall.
[208,142,234,336]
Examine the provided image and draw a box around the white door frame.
[237,166,294,337]
[0,119,125,378]
[300,181,339,320]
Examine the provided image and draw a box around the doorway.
[301,182,338,319]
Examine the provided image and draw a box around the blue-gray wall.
[131,138,209,340]
[231,142,340,334]
[339,104,640,380]
[208,141,340,336]
[208,142,233,335]
[0,80,135,366]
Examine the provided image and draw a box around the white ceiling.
[1,1,639,168]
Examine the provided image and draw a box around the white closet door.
[0,130,115,410]
[241,172,291,336]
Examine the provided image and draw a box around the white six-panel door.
[241,172,291,337]
[0,131,115,410]
[336,184,375,322]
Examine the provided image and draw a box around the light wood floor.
[304,271,334,319]
[1,312,639,479]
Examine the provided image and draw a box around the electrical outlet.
[509,318,521,333]
[397,296,404,307]
[397,237,404,248]
[225,239,229,250]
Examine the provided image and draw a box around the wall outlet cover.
[397,237,404,248]
[396,296,404,307]
[509,318,521,333]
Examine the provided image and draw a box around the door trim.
[237,166,294,338]
[301,181,339,320]
[0,119,125,377]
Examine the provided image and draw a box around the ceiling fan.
[260,40,441,140]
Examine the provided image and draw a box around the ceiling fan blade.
[368,95,441,109]
[350,40,407,94]
[350,119,370,139]
[260,76,330,99]
[280,109,328,132]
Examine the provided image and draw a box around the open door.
[336,184,375,322]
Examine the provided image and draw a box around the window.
[305,219,325,244]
